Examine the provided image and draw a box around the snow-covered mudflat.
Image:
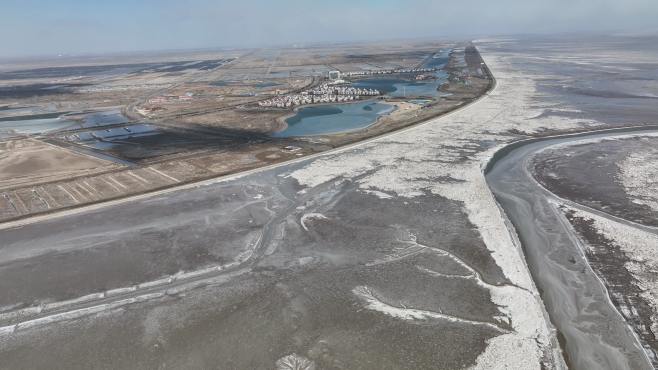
[3,35,658,369]
[621,147,658,213]
[287,38,620,368]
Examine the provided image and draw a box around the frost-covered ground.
[621,147,658,213]
[285,36,658,368]
[0,43,568,366]
[3,36,658,369]
[286,40,613,368]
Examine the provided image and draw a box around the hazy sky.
[2,0,658,57]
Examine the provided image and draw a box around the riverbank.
[0,40,559,370]
[272,100,397,138]
[485,126,658,370]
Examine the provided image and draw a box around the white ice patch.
[361,189,393,199]
[353,285,509,333]
[620,146,658,214]
[471,284,552,370]
[300,213,328,231]
[284,44,570,368]
[470,332,545,370]
[536,132,658,153]
[275,353,316,370]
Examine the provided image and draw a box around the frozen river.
[2,35,658,369]
[486,126,658,370]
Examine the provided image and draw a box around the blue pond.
[0,116,75,138]
[351,48,451,98]
[273,101,395,137]
[351,71,448,98]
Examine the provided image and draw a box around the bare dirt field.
[0,41,490,223]
[0,138,117,189]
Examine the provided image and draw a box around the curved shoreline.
[483,124,658,175]
[0,59,496,230]
[0,76,496,334]
[484,125,658,370]
[271,98,398,138]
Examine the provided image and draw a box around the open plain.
[0,41,490,223]
[530,133,658,366]
[1,34,658,369]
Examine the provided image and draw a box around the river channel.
[485,126,658,370]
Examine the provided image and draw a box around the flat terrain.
[483,34,658,369]
[0,138,117,189]
[0,168,512,369]
[2,35,658,369]
[0,41,490,223]
[488,129,658,370]
[531,134,658,365]
[533,137,658,226]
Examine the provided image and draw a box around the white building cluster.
[308,84,378,96]
[258,83,379,108]
[343,67,438,77]
[148,92,194,104]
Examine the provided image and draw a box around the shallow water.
[352,71,448,98]
[210,80,237,87]
[254,82,280,88]
[486,128,658,370]
[351,48,449,98]
[272,101,394,137]
[424,49,451,69]
[78,110,129,128]
[0,116,74,138]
